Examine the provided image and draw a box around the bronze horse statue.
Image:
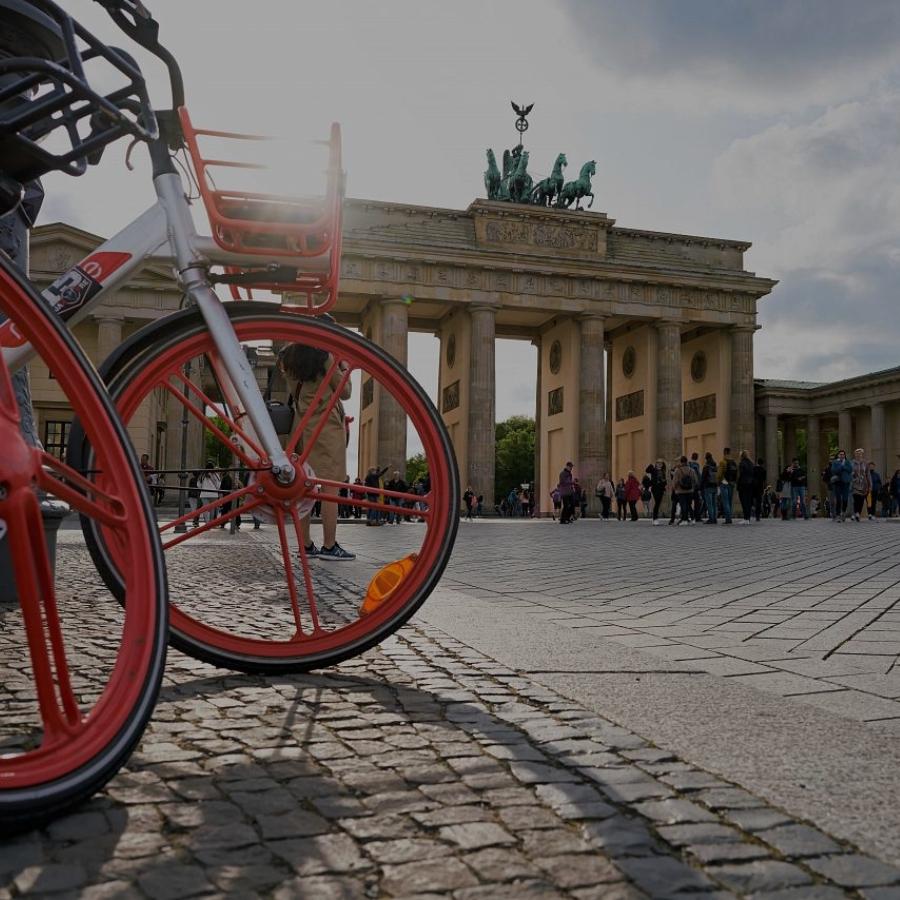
[484,149,501,200]
[507,149,533,204]
[556,160,596,210]
[531,152,567,207]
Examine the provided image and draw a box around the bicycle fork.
[155,173,295,484]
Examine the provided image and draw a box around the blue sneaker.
[318,543,355,561]
[303,543,320,558]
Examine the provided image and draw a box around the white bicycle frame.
[0,170,331,483]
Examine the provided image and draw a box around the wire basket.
[178,106,343,313]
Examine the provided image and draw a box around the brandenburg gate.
[333,196,776,515]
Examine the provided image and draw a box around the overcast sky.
[45,0,900,425]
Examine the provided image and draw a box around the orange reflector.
[360,553,418,616]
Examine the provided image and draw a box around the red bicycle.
[1,0,458,830]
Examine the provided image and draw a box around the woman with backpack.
[624,471,642,522]
[700,452,719,524]
[671,456,698,525]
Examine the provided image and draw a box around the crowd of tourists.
[569,448,900,525]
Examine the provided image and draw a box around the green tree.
[406,452,428,484]
[494,416,535,501]
[204,416,233,469]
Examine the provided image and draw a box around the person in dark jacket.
[829,450,852,522]
[648,460,667,524]
[558,461,576,524]
[700,452,719,524]
[751,458,767,522]
[867,462,882,519]
[365,465,389,525]
[736,450,755,524]
[789,457,808,520]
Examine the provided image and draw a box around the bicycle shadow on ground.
[1,658,667,897]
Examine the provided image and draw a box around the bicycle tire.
[0,261,168,833]
[78,304,458,673]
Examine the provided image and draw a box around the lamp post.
[174,358,192,534]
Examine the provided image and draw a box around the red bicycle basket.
[178,106,343,312]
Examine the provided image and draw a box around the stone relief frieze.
[616,389,644,422]
[442,379,460,413]
[341,259,361,278]
[533,224,594,252]
[548,386,564,417]
[485,221,531,244]
[684,393,716,424]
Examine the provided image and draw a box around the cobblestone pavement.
[3,521,900,898]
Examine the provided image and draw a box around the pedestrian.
[671,456,698,524]
[385,469,408,524]
[789,457,808,520]
[614,479,626,521]
[279,343,356,559]
[829,450,852,522]
[463,485,476,521]
[624,471,641,521]
[352,476,364,518]
[736,450,754,524]
[577,480,588,519]
[187,471,201,527]
[850,448,871,523]
[550,487,562,520]
[717,447,737,524]
[752,457,766,522]
[648,460,667,524]
[219,469,233,528]
[701,452,719,524]
[594,472,613,521]
[558,461,576,524]
[689,452,703,522]
[891,468,900,517]
[777,468,792,520]
[867,462,882,520]
[197,461,221,525]
[365,465,389,525]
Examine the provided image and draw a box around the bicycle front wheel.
[0,263,167,833]
[81,304,458,673]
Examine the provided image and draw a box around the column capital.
[654,318,682,330]
[93,313,125,323]
[731,323,759,334]
[577,311,607,323]
[469,301,500,314]
[380,296,410,309]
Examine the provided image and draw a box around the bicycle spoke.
[289,506,322,635]
[161,377,260,469]
[274,510,304,635]
[37,451,125,528]
[6,488,81,746]
[314,478,428,516]
[162,493,263,549]
[201,349,266,457]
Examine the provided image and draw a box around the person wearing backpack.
[829,450,852,522]
[717,448,737,524]
[647,460,667,524]
[701,452,719,524]
[671,456,698,524]
[594,473,613,520]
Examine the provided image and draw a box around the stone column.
[578,315,606,513]
[467,303,496,505]
[783,420,797,465]
[730,325,755,455]
[870,402,886,476]
[838,409,853,453]
[806,415,821,487]
[96,315,124,364]
[604,341,613,476]
[764,414,778,483]
[655,320,682,463]
[376,298,408,473]
[533,336,542,515]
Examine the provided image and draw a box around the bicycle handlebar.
[93,0,185,112]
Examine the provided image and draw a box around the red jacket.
[624,475,641,503]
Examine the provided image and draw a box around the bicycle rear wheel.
[0,262,167,833]
[79,304,458,673]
